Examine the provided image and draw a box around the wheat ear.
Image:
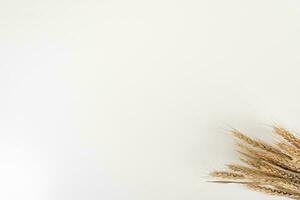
[210,126,300,199]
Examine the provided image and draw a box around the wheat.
[273,127,300,149]
[210,171,245,180]
[210,126,300,199]
[247,184,300,199]
[278,142,300,158]
[232,130,285,156]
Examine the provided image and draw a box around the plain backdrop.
[1,0,300,199]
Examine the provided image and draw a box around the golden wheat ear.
[210,126,300,199]
[273,127,300,149]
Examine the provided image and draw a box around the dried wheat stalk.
[210,126,300,199]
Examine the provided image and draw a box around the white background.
[1,0,300,199]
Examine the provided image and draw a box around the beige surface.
[0,0,300,199]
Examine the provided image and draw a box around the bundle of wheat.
[210,127,300,199]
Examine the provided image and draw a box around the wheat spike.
[278,142,300,158]
[247,184,300,199]
[273,127,300,149]
[232,130,285,156]
[210,126,300,199]
[210,171,245,180]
